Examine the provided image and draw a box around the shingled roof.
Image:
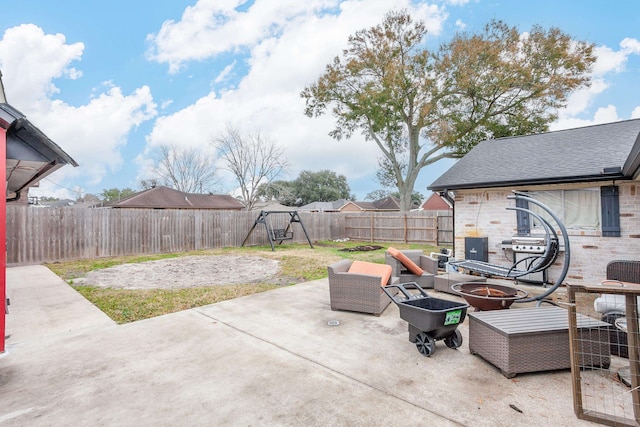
[298,199,349,212]
[2,102,78,201]
[108,186,245,210]
[428,119,640,191]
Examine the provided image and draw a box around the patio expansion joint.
[192,308,465,426]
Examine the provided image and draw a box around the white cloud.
[214,60,236,84]
[147,0,446,73]
[0,24,84,108]
[160,99,174,110]
[36,85,157,185]
[558,37,640,123]
[147,0,341,74]
[560,78,609,118]
[143,0,449,189]
[632,106,640,119]
[592,45,628,75]
[0,24,157,196]
[551,105,622,131]
[621,37,640,54]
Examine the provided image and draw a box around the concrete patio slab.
[0,265,598,426]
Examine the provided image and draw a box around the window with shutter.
[601,185,620,237]
[515,195,530,235]
[530,189,600,231]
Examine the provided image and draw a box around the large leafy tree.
[301,10,595,211]
[257,180,299,206]
[101,187,135,202]
[292,170,353,205]
[257,170,352,206]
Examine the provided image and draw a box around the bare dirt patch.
[76,255,281,290]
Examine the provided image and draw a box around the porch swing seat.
[241,210,314,251]
[271,228,293,241]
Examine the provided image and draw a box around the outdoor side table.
[468,306,610,378]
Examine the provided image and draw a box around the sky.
[1,0,639,202]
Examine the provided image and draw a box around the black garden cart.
[383,283,469,357]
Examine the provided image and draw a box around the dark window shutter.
[601,186,620,237]
[516,196,530,235]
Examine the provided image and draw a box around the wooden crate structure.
[568,281,640,426]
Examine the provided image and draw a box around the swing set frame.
[241,210,314,251]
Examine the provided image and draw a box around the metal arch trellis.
[450,191,570,305]
[510,191,570,304]
[241,210,314,252]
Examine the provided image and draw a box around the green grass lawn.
[46,241,438,324]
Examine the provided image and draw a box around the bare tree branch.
[214,125,288,210]
[151,144,218,193]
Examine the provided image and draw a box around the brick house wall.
[453,182,640,286]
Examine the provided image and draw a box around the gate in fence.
[437,214,453,246]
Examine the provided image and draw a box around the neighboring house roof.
[349,196,419,211]
[36,198,77,208]
[107,186,245,210]
[372,196,402,210]
[251,201,296,211]
[1,102,78,201]
[300,196,420,212]
[428,118,640,191]
[349,201,377,211]
[299,199,349,212]
[421,193,452,210]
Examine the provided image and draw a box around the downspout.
[0,126,6,355]
[1,69,8,355]
[6,190,20,203]
[439,190,455,255]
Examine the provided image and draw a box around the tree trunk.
[398,180,415,212]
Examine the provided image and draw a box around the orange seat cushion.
[387,247,424,276]
[347,261,393,287]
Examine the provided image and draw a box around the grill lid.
[512,234,546,253]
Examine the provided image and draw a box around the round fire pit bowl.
[451,282,528,311]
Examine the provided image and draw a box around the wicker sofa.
[327,259,398,316]
[384,249,438,289]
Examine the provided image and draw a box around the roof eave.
[623,132,640,178]
[428,173,628,192]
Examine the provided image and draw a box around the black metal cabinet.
[465,237,488,262]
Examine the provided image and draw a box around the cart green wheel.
[444,329,463,349]
[415,332,436,357]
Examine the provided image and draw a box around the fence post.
[404,213,408,244]
[370,213,374,243]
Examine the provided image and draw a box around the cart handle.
[383,282,429,304]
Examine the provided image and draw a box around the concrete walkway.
[0,265,598,426]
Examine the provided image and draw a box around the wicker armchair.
[327,259,398,316]
[593,260,640,358]
[385,249,438,289]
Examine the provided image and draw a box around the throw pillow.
[387,247,424,276]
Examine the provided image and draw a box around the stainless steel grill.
[511,235,546,254]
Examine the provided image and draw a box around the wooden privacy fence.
[5,206,451,264]
[343,211,452,245]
